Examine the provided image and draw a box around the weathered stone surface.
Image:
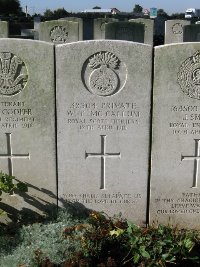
[151,43,200,229]
[39,20,79,44]
[183,25,200,42]
[129,18,154,45]
[0,21,8,38]
[0,39,56,221]
[93,18,118,39]
[59,17,83,40]
[165,20,190,44]
[56,40,152,225]
[105,22,144,43]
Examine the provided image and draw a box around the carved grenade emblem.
[88,52,120,96]
[0,52,28,96]
[50,26,68,43]
[177,51,200,100]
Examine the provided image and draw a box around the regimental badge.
[0,52,28,96]
[82,51,127,97]
[50,26,68,43]
[177,51,200,100]
[172,23,183,34]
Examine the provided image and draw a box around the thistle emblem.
[0,52,28,96]
[177,51,200,100]
[88,52,120,96]
[50,26,68,43]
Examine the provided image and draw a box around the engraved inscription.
[0,101,35,129]
[82,52,127,96]
[0,133,30,176]
[0,52,28,96]
[64,192,142,205]
[66,101,140,131]
[155,193,200,214]
[181,139,200,188]
[177,51,200,100]
[168,105,200,135]
[50,26,68,43]
[172,23,183,34]
[85,135,121,189]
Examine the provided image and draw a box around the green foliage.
[43,7,68,19]
[0,171,28,196]
[171,13,185,19]
[43,8,53,17]
[0,209,200,266]
[133,4,143,13]
[0,171,28,217]
[0,0,22,15]
[157,8,169,18]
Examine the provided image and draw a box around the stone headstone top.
[59,17,83,40]
[39,20,79,44]
[165,20,190,44]
[93,18,119,39]
[151,43,200,229]
[105,22,145,43]
[183,24,200,42]
[0,39,56,221]
[56,40,152,225]
[0,21,8,38]
[129,18,154,45]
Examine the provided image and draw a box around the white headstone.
[56,40,152,225]
[0,39,56,220]
[59,17,83,40]
[39,20,79,44]
[165,20,190,44]
[151,43,200,229]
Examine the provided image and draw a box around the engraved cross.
[85,135,121,190]
[181,139,200,188]
[0,133,30,176]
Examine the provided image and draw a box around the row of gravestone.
[3,18,200,45]
[1,39,200,229]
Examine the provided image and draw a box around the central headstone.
[151,43,200,229]
[0,39,56,220]
[93,18,118,39]
[56,41,152,225]
[129,18,154,45]
[105,22,145,43]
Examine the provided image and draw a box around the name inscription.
[169,105,200,135]
[66,102,140,131]
[0,101,35,129]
